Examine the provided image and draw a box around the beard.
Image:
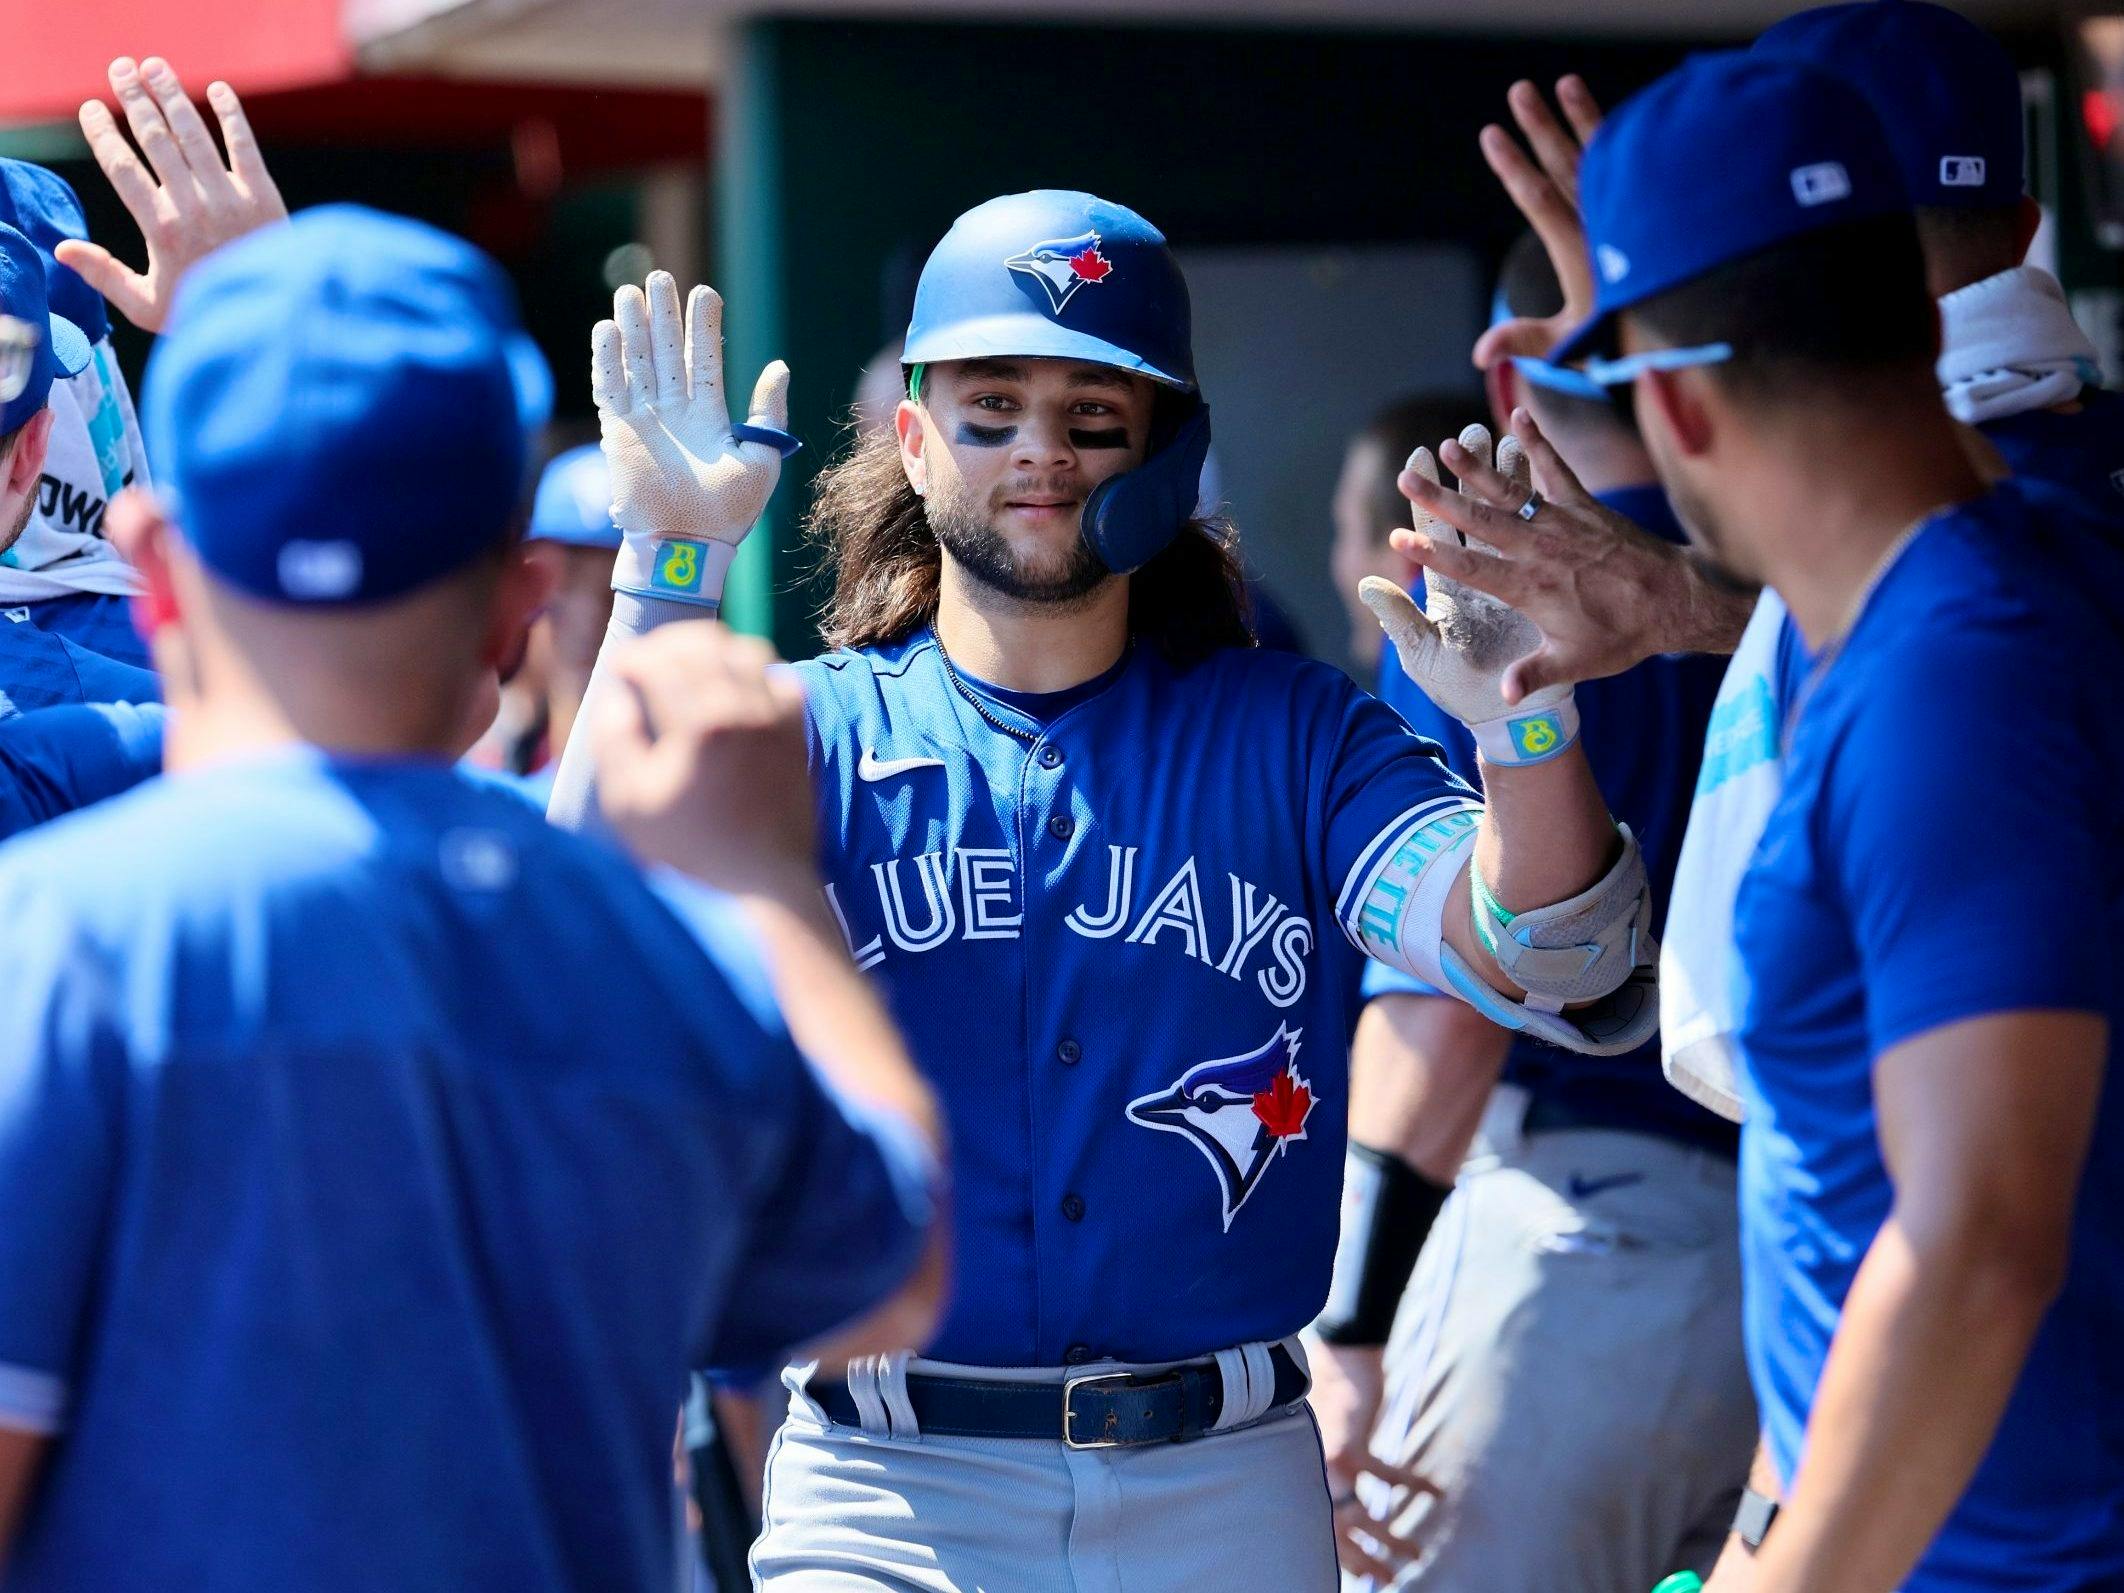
[0,486,32,561]
[926,471,1112,607]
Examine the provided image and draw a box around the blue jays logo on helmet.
[1126,1025,1315,1230]
[1003,230,1114,316]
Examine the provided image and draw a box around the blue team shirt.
[1735,493,2124,1590]
[1370,483,1732,1153]
[796,630,1477,1366]
[0,618,158,719]
[0,701,164,840]
[7,593,155,670]
[1982,386,2124,525]
[0,753,928,1593]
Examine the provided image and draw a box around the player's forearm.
[1746,1210,2061,1593]
[1348,995,1507,1183]
[1446,744,1618,993]
[546,590,706,835]
[1671,549,1757,658]
[739,880,944,1157]
[0,1429,47,1569]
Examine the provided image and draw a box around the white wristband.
[613,534,739,611]
[1466,693,1580,766]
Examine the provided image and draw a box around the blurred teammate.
[1425,54,2124,1590]
[1327,394,1476,675]
[0,205,945,1592]
[548,189,1660,1589]
[0,160,155,669]
[0,222,158,717]
[1314,233,1742,1589]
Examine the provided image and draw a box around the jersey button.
[1048,814,1075,841]
[1064,1343,1095,1365]
[1062,1193,1086,1222]
[1057,1038,1082,1066]
[1038,745,1064,769]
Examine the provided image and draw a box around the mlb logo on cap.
[1791,162,1853,207]
[1551,52,1908,364]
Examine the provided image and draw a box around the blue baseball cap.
[143,204,531,606]
[0,160,111,345]
[1552,53,1909,364]
[904,190,1196,391]
[1753,1,2023,211]
[529,443,622,550]
[0,221,91,435]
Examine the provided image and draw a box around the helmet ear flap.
[1081,403,1212,574]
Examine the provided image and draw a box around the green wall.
[714,17,1702,653]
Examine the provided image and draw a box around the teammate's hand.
[592,272,791,602]
[593,621,818,900]
[59,57,287,334]
[1360,423,1576,752]
[1309,1339,1386,1495]
[1334,1454,1441,1583]
[1470,76,1604,372]
[1389,407,1751,700]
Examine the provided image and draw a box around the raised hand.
[1388,407,1753,702]
[1471,76,1605,372]
[1360,423,1579,764]
[592,272,792,607]
[58,57,287,334]
[593,622,816,898]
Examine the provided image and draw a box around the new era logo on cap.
[1790,162,1852,207]
[1940,155,1987,188]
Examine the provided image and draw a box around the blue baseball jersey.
[0,699,164,840]
[0,752,930,1593]
[1983,386,2124,525]
[0,616,158,719]
[1370,483,1732,1153]
[795,631,1479,1367]
[7,592,155,669]
[1735,492,2124,1589]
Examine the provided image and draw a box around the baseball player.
[0,204,945,1592]
[0,701,164,840]
[545,189,1660,1589]
[0,220,159,718]
[1313,231,1745,1590]
[1427,53,2124,1589]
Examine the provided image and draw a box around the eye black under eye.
[1068,427,1129,450]
[957,421,1016,447]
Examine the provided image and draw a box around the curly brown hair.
[806,427,1256,664]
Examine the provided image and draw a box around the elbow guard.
[1439,824,1659,1057]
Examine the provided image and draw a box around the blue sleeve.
[0,702,166,841]
[0,874,123,1433]
[1831,620,2113,1056]
[697,1037,933,1378]
[1360,645,1478,999]
[59,639,161,708]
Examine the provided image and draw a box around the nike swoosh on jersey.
[857,749,948,781]
[1565,1171,1646,1201]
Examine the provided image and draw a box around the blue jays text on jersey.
[796,630,1483,1368]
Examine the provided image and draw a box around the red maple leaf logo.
[1252,1071,1313,1139]
[1068,247,1112,283]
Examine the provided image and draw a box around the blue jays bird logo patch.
[1126,1025,1314,1230]
[1005,231,1113,315]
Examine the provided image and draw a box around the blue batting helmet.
[903,190,1211,573]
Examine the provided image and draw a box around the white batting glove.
[591,271,794,612]
[1359,425,1579,765]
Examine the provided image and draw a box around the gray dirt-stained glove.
[1358,424,1580,765]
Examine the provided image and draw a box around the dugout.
[0,0,2106,667]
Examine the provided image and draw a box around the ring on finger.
[1516,488,1544,522]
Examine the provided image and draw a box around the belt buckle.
[1062,1370,1138,1450]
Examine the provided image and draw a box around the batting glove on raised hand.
[592,271,798,611]
[1358,424,1579,766]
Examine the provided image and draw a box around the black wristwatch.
[1734,1486,1780,1553]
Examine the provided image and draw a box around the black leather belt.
[808,1343,1310,1449]
[1523,1089,1739,1160]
